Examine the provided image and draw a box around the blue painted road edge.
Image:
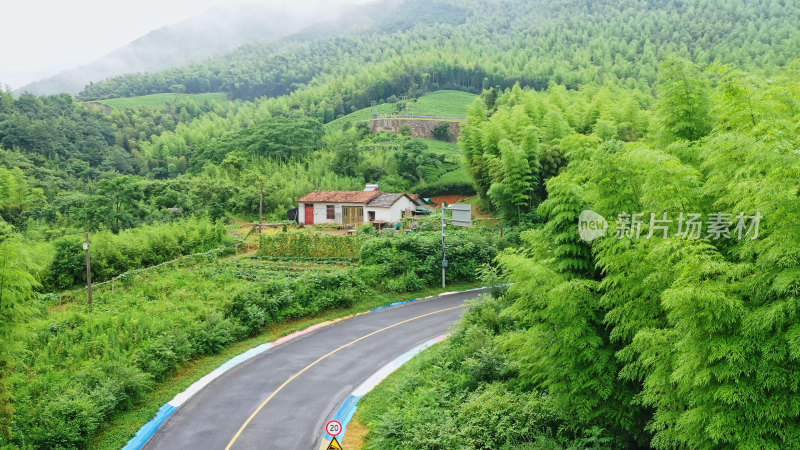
[124,404,177,450]
[124,286,494,450]
[319,333,450,448]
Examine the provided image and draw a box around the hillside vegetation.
[79,0,800,103]
[16,1,377,96]
[2,225,500,448]
[2,0,800,448]
[324,90,476,132]
[90,93,228,110]
[359,58,800,448]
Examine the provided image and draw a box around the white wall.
[298,202,367,225]
[366,196,416,223]
[298,197,416,225]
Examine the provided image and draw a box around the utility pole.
[259,185,264,233]
[441,202,447,288]
[84,231,93,311]
[439,202,471,288]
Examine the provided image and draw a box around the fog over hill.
[17,1,347,96]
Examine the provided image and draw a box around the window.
[368,211,376,222]
[326,205,335,220]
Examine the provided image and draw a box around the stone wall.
[368,118,461,142]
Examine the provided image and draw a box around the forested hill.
[4,0,800,448]
[79,0,800,101]
[17,2,349,96]
[78,0,470,101]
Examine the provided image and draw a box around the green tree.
[431,122,453,141]
[487,139,532,222]
[0,239,38,439]
[0,167,45,226]
[656,56,713,142]
[94,175,147,233]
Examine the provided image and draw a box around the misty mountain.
[17,2,345,96]
[78,0,470,101]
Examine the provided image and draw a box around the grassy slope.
[324,90,476,188]
[425,139,461,158]
[407,90,477,117]
[90,92,229,110]
[418,144,472,188]
[435,166,471,184]
[325,90,477,132]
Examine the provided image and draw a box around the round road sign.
[326,420,343,437]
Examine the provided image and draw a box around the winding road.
[143,288,488,450]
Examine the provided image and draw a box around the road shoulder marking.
[124,287,492,450]
[318,334,449,450]
[224,306,465,450]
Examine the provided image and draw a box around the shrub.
[227,270,366,336]
[28,389,101,448]
[360,231,499,285]
[415,180,476,197]
[48,239,85,290]
[432,122,454,141]
[258,232,365,258]
[133,332,193,381]
[45,218,227,290]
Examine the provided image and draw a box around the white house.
[297,190,417,228]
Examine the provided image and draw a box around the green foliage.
[227,270,366,335]
[47,218,226,290]
[0,239,39,440]
[487,139,535,222]
[49,239,86,290]
[414,179,476,198]
[656,56,713,142]
[78,1,469,101]
[359,231,500,287]
[324,90,477,133]
[461,83,633,220]
[4,0,800,238]
[77,0,800,109]
[361,53,800,449]
[2,223,498,448]
[194,116,324,166]
[360,299,572,449]
[0,93,219,184]
[0,167,45,226]
[5,0,800,446]
[324,128,459,191]
[92,93,228,110]
[431,122,454,141]
[258,232,365,258]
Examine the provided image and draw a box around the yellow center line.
[224,303,466,450]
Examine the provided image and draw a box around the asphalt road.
[144,288,488,450]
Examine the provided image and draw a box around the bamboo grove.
[360,58,800,448]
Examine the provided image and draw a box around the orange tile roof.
[298,190,381,203]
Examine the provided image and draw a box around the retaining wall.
[369,118,462,142]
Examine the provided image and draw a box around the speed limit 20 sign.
[325,420,342,437]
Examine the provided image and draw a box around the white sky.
[0,0,365,90]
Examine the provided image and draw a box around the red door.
[304,204,314,225]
